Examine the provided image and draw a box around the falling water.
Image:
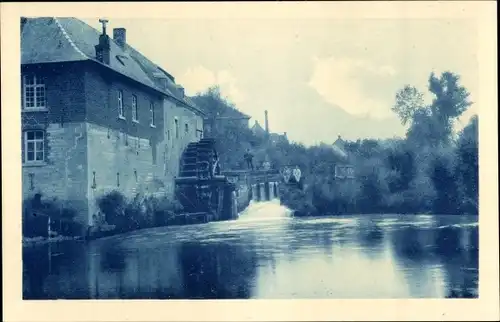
[237,199,291,223]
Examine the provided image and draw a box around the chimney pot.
[98,18,109,35]
[113,28,126,48]
[95,18,111,64]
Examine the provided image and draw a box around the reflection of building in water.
[24,242,94,299]
[87,243,184,299]
[178,242,258,299]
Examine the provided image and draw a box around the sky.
[83,17,479,146]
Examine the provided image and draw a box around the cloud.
[308,56,397,119]
[177,66,245,103]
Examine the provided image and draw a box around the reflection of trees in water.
[178,241,259,299]
[436,225,478,298]
[389,221,479,298]
[100,243,127,272]
[284,220,339,254]
[391,225,428,261]
[356,219,385,249]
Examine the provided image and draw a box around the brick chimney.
[21,17,27,32]
[95,18,111,64]
[176,85,185,97]
[264,110,269,134]
[113,28,126,48]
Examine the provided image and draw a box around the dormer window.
[23,75,46,110]
[115,55,128,66]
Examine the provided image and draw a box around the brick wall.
[155,99,204,196]
[86,122,158,225]
[22,122,89,225]
[84,63,164,142]
[22,61,205,229]
[85,99,204,225]
[21,62,87,125]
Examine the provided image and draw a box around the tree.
[406,107,441,148]
[427,71,473,145]
[395,72,472,149]
[392,85,426,125]
[455,115,478,214]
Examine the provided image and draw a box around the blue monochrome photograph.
[21,16,479,300]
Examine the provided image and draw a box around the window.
[185,123,189,134]
[174,118,179,139]
[24,130,44,163]
[149,102,155,127]
[23,75,46,110]
[118,90,124,118]
[132,95,138,122]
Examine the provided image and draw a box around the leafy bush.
[22,193,83,237]
[96,190,184,233]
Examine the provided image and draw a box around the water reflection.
[389,220,479,298]
[356,219,385,248]
[23,210,479,299]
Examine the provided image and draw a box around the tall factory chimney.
[264,110,269,135]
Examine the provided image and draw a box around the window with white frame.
[132,95,138,122]
[24,130,45,163]
[150,102,155,127]
[118,90,124,118]
[23,75,46,110]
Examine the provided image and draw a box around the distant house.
[21,17,204,231]
[332,135,355,179]
[204,106,251,136]
[269,132,288,145]
[251,120,266,136]
[190,91,250,136]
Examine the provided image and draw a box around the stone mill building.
[21,17,205,230]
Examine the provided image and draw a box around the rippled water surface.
[23,200,478,299]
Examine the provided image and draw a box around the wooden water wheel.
[175,138,224,216]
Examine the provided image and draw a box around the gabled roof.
[190,92,249,120]
[21,17,202,114]
[217,106,250,120]
[22,17,156,89]
[251,120,266,135]
[123,43,203,114]
[332,136,348,159]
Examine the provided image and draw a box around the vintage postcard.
[2,1,498,321]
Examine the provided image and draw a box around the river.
[23,200,478,299]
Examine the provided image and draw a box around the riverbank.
[23,236,83,247]
[280,183,478,218]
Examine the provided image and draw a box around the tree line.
[193,71,478,216]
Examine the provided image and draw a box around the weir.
[173,139,286,224]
